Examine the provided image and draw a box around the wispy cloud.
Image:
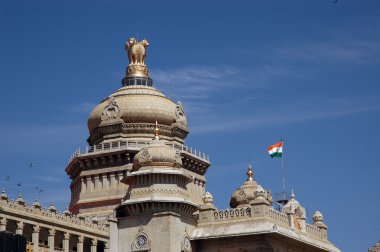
[151,65,242,100]
[276,39,380,65]
[190,101,380,134]
[63,102,97,115]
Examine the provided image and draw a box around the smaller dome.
[133,123,182,170]
[282,191,305,218]
[230,164,272,208]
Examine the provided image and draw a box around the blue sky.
[1,0,379,251]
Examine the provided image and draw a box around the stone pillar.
[313,211,328,240]
[81,177,86,193]
[77,235,84,252]
[32,225,40,252]
[63,232,70,252]
[110,173,116,189]
[108,219,118,252]
[91,238,97,252]
[16,221,24,235]
[287,212,295,228]
[103,174,110,189]
[94,175,100,190]
[0,217,7,231]
[86,177,92,192]
[198,192,217,223]
[48,228,55,252]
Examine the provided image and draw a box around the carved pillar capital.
[78,235,84,243]
[17,221,24,229]
[104,242,109,249]
[48,228,55,236]
[64,232,70,240]
[16,221,24,235]
[0,217,7,225]
[91,238,97,246]
[33,225,40,233]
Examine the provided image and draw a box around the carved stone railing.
[212,207,252,222]
[305,223,323,239]
[68,140,210,164]
[0,198,109,236]
[268,208,289,226]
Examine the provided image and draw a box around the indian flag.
[267,141,283,158]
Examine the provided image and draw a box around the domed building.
[0,38,341,252]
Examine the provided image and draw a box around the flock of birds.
[4,162,44,195]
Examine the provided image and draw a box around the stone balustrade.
[268,208,289,226]
[198,206,324,240]
[68,140,210,164]
[212,207,252,221]
[306,223,323,239]
[0,193,109,252]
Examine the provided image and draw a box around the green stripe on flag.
[270,152,283,158]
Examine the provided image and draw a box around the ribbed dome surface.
[229,165,272,208]
[133,138,182,170]
[87,85,188,145]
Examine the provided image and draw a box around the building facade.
[0,38,340,252]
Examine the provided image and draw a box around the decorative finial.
[32,197,41,209]
[291,189,295,199]
[49,202,57,213]
[17,193,25,205]
[125,37,150,78]
[0,188,8,200]
[153,120,160,140]
[63,205,71,216]
[247,163,254,181]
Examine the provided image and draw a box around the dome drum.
[122,76,153,87]
[88,122,188,146]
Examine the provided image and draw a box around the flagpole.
[281,139,286,195]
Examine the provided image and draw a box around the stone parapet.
[196,206,327,241]
[68,140,210,165]
[0,196,109,239]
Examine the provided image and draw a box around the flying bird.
[5,176,10,181]
[29,162,34,168]
[38,189,44,193]
[16,182,22,187]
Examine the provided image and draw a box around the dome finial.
[153,120,160,140]
[125,37,150,78]
[247,163,254,181]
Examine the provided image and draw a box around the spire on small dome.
[291,189,295,199]
[153,120,160,140]
[32,197,41,209]
[17,192,25,205]
[0,188,8,200]
[49,202,57,212]
[246,163,254,181]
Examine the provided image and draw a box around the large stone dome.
[88,86,187,140]
[87,86,188,145]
